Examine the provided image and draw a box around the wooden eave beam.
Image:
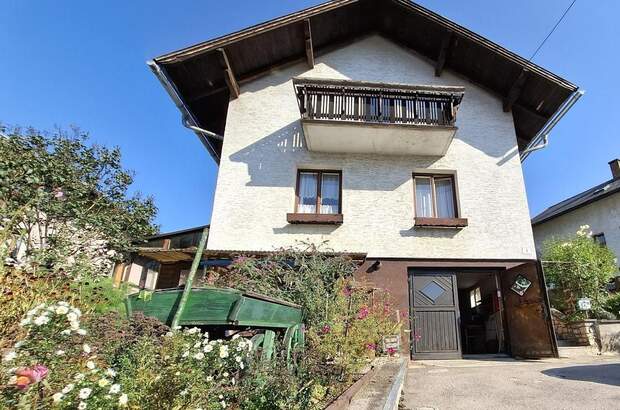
[304,19,314,68]
[217,48,240,99]
[434,30,453,77]
[503,69,529,112]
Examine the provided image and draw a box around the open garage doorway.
[456,271,506,355]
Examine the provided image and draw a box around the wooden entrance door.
[409,271,461,359]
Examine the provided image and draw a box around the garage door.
[409,271,462,359]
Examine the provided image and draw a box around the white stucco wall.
[532,193,620,262]
[207,35,535,259]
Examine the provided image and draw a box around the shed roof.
[531,178,620,226]
[150,0,578,163]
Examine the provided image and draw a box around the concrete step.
[557,345,600,358]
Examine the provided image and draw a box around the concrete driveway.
[403,355,620,410]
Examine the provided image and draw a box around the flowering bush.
[114,327,251,409]
[0,301,128,409]
[543,225,618,319]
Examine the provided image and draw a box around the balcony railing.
[293,78,464,127]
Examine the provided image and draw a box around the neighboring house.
[149,1,580,359]
[532,159,620,271]
[114,225,212,291]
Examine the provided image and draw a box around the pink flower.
[13,365,49,390]
[357,306,369,320]
[365,343,376,351]
[342,286,352,297]
[387,347,397,356]
[321,324,331,334]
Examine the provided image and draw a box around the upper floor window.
[593,232,606,246]
[296,170,341,214]
[469,286,482,308]
[413,172,467,228]
[287,170,343,225]
[414,174,456,218]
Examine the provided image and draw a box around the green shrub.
[603,292,620,318]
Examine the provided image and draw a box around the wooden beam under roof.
[217,48,240,99]
[304,19,314,68]
[434,30,453,77]
[503,69,529,112]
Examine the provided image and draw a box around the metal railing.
[293,78,464,127]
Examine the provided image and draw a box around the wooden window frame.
[287,169,343,224]
[412,171,467,228]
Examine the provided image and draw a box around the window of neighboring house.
[593,232,607,246]
[296,170,342,214]
[413,174,457,218]
[470,287,482,308]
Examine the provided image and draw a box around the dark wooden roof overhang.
[151,0,578,164]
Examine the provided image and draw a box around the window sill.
[414,217,468,228]
[287,213,343,225]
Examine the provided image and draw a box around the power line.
[529,0,577,61]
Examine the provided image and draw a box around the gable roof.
[531,179,620,226]
[150,0,578,163]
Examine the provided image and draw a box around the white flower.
[180,389,188,396]
[239,362,244,370]
[220,401,227,408]
[231,377,235,385]
[78,387,92,399]
[74,373,85,381]
[181,351,189,358]
[60,329,71,336]
[98,378,110,387]
[219,346,229,358]
[218,395,224,399]
[8,375,17,384]
[223,372,229,378]
[19,318,31,326]
[232,334,240,340]
[193,352,205,360]
[83,344,91,354]
[86,361,96,370]
[186,327,199,334]
[235,356,242,363]
[119,393,129,406]
[174,371,180,376]
[109,384,121,394]
[193,341,201,349]
[78,402,87,410]
[2,351,17,362]
[55,306,69,315]
[206,376,213,382]
[56,350,65,356]
[67,312,78,322]
[70,321,80,331]
[34,315,50,326]
[77,328,87,336]
[62,384,75,394]
[105,368,117,377]
[52,392,63,403]
[203,344,214,353]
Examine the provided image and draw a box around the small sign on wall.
[383,335,400,354]
[510,274,532,296]
[577,298,592,311]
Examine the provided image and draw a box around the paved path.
[403,355,620,410]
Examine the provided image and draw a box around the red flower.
[321,324,331,334]
[14,365,49,390]
[365,343,376,351]
[357,306,369,320]
[387,347,397,356]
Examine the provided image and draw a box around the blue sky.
[2,1,618,232]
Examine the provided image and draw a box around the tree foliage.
[0,125,157,276]
[542,225,617,318]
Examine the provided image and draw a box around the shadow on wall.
[229,35,520,188]
[541,363,620,387]
[272,224,341,236]
[399,228,462,239]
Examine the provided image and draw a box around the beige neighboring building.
[149,1,581,360]
[532,159,620,270]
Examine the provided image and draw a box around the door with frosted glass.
[409,271,461,359]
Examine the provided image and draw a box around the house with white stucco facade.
[149,0,581,360]
[532,159,620,274]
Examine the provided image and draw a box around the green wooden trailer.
[126,286,304,362]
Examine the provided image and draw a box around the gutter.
[147,60,222,163]
[520,89,584,161]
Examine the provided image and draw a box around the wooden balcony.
[293,78,464,156]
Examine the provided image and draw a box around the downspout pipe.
[520,89,584,161]
[147,60,222,163]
